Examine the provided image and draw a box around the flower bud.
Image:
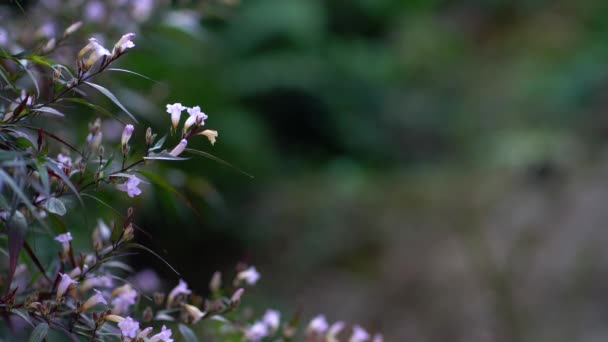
[56,273,78,302]
[209,271,221,293]
[82,289,108,311]
[143,306,154,322]
[169,139,188,157]
[182,304,205,323]
[105,314,125,323]
[230,288,244,308]
[154,292,166,306]
[121,124,134,148]
[145,127,153,146]
[63,21,83,37]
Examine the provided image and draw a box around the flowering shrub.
[0,2,382,341]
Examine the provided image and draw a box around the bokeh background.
[8,0,608,341]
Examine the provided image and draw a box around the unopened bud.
[145,127,153,146]
[169,139,188,157]
[99,145,105,158]
[64,21,83,37]
[230,288,244,308]
[209,271,221,293]
[154,292,166,306]
[143,306,154,322]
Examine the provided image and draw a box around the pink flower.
[169,139,188,157]
[149,325,174,342]
[166,103,186,130]
[118,316,139,338]
[116,175,142,198]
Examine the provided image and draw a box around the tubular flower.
[82,289,107,310]
[111,284,138,314]
[78,38,111,72]
[121,124,134,148]
[183,106,208,132]
[113,33,136,55]
[198,129,218,145]
[307,314,329,335]
[56,273,78,301]
[166,103,186,130]
[169,139,188,157]
[263,309,280,332]
[183,304,205,323]
[54,232,72,253]
[116,175,142,198]
[349,325,370,342]
[167,279,191,307]
[149,325,174,342]
[245,321,269,342]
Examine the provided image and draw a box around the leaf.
[6,210,27,296]
[0,64,16,91]
[11,309,34,327]
[136,170,196,213]
[184,148,254,178]
[84,82,138,123]
[28,323,49,342]
[148,134,167,152]
[178,324,199,342]
[20,60,40,98]
[106,68,162,83]
[32,106,65,117]
[0,169,49,232]
[46,162,84,209]
[45,197,66,216]
[143,152,189,161]
[125,242,180,276]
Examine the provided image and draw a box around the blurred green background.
[13,0,608,340]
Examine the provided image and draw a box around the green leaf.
[32,106,65,117]
[28,323,49,342]
[178,324,199,342]
[0,64,16,91]
[148,134,167,152]
[45,197,66,216]
[6,210,27,296]
[84,82,138,123]
[46,162,84,209]
[14,137,35,149]
[184,148,254,178]
[144,152,189,161]
[106,68,161,83]
[0,169,50,232]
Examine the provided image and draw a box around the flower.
[183,303,205,323]
[56,273,78,301]
[237,266,260,285]
[263,309,280,332]
[169,139,188,157]
[230,288,245,306]
[307,314,329,334]
[113,33,136,55]
[116,175,142,198]
[78,38,111,71]
[54,232,72,253]
[121,124,134,148]
[372,333,384,342]
[81,275,113,292]
[245,321,269,342]
[118,316,139,338]
[149,325,174,342]
[137,327,154,340]
[183,106,208,131]
[57,153,72,170]
[167,279,191,306]
[82,289,107,310]
[111,284,138,314]
[166,103,186,130]
[327,321,345,342]
[349,325,370,342]
[198,129,218,145]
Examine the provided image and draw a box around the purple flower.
[118,316,139,338]
[56,273,78,301]
[184,106,208,131]
[111,284,137,314]
[237,266,260,285]
[263,309,280,332]
[349,325,370,342]
[116,175,142,198]
[82,289,107,310]
[308,314,328,334]
[167,279,191,306]
[245,321,269,342]
[121,124,134,147]
[169,139,188,157]
[149,325,174,342]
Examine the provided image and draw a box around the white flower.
[82,289,108,310]
[113,33,136,55]
[169,139,188,157]
[237,266,260,285]
[263,309,280,332]
[121,124,134,147]
[149,325,174,342]
[167,279,191,306]
[56,273,78,301]
[78,38,111,71]
[349,325,370,342]
[183,106,208,131]
[81,275,113,292]
[198,129,218,145]
[166,103,186,130]
[116,175,143,198]
[183,304,205,323]
[118,316,139,338]
[307,314,328,334]
[57,153,72,169]
[245,321,268,342]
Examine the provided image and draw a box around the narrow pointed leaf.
[106,68,161,83]
[33,106,65,117]
[28,322,49,342]
[125,242,180,276]
[6,210,27,296]
[178,324,199,342]
[84,82,138,123]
